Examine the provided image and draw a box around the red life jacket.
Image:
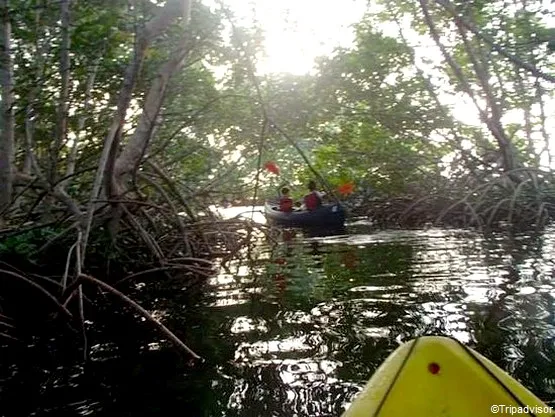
[279,196,293,212]
[304,192,322,211]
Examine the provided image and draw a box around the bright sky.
[219,0,367,75]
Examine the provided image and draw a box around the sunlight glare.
[219,0,366,75]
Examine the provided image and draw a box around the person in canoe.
[279,186,294,212]
[303,180,326,211]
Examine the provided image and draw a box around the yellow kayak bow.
[342,336,554,417]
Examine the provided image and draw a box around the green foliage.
[0,228,60,260]
[299,23,452,196]
[4,0,555,221]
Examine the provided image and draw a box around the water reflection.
[199,225,555,414]
[4,224,555,415]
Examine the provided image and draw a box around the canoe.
[342,336,553,417]
[264,202,346,227]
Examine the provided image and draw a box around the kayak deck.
[343,336,552,417]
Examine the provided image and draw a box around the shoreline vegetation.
[0,0,555,411]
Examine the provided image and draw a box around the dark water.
[3,220,555,416]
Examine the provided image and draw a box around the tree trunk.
[515,70,537,165]
[50,0,71,183]
[390,9,484,180]
[0,0,14,224]
[112,45,190,191]
[536,79,552,167]
[104,1,192,241]
[112,0,192,192]
[419,0,519,173]
[453,18,519,172]
[81,0,189,260]
[22,7,51,175]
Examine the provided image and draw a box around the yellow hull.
[342,336,553,417]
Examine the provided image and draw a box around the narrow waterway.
[3,213,555,416]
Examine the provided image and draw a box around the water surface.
[3,219,555,416]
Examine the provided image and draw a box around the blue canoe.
[264,202,346,227]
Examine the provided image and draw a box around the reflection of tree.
[468,291,555,404]
[466,233,555,404]
[173,230,555,412]
[227,360,362,416]
[321,243,414,299]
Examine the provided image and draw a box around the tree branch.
[451,11,517,171]
[418,0,519,173]
[435,0,555,84]
[80,273,200,360]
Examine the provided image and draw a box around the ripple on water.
[234,333,324,362]
[230,317,269,334]
[227,366,360,417]
[348,284,406,292]
[6,225,555,415]
[213,227,555,412]
[146,227,555,412]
